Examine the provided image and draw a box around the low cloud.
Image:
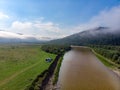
[0,30,48,41]
[71,5,120,34]
[12,21,33,30]
[7,20,64,39]
[1,5,120,40]
[33,21,60,33]
[0,30,34,39]
[91,5,120,30]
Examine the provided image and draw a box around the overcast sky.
[0,0,120,39]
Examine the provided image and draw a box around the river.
[57,46,120,90]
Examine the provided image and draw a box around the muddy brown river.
[57,46,120,90]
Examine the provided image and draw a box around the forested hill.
[48,27,120,45]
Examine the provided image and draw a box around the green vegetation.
[23,45,70,89]
[0,45,55,90]
[48,27,120,46]
[27,69,48,90]
[41,45,71,85]
[41,44,71,55]
[53,57,63,85]
[28,54,61,90]
[93,50,115,68]
[90,45,120,69]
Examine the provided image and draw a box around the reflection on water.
[57,47,120,90]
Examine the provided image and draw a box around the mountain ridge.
[48,27,120,45]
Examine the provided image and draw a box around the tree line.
[41,44,71,55]
[90,45,120,65]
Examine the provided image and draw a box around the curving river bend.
[57,46,120,90]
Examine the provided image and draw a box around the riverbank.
[113,69,120,77]
[70,45,120,77]
[64,46,120,77]
[92,49,120,77]
[27,54,61,90]
[41,46,120,90]
[57,46,120,90]
[40,56,63,90]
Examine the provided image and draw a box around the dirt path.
[0,61,42,87]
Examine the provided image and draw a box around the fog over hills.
[48,27,120,45]
[0,30,43,43]
[0,26,120,45]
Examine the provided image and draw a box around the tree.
[117,57,120,64]
[112,54,118,61]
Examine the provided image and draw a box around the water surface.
[57,47,120,90]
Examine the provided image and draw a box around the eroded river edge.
[57,46,120,90]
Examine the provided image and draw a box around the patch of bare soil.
[44,76,60,90]
[113,69,120,77]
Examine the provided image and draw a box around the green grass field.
[0,45,56,90]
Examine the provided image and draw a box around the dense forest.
[90,45,120,65]
[41,45,71,55]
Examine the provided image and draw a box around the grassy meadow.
[0,45,55,90]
